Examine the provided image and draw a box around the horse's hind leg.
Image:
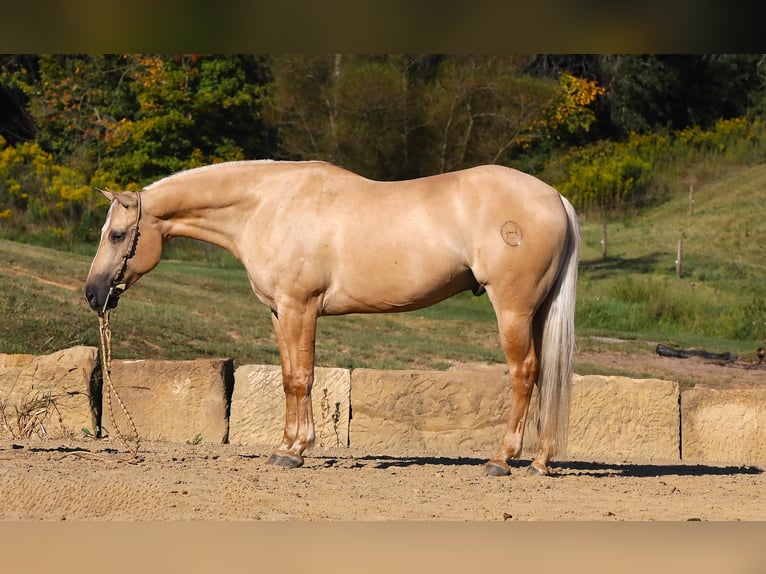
[485,309,538,477]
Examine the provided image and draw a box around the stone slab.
[567,375,681,461]
[681,386,766,465]
[348,370,681,462]
[230,364,351,449]
[0,346,99,439]
[105,358,233,444]
[348,366,527,456]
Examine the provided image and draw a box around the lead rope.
[98,306,142,462]
[60,192,144,463]
[92,191,143,462]
[98,191,142,461]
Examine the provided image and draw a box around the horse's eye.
[110,230,126,242]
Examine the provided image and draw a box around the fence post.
[689,184,695,216]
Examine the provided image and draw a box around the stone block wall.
[681,386,766,466]
[567,375,680,462]
[348,366,514,455]
[0,346,99,439]
[0,347,763,466]
[230,364,350,449]
[106,357,234,444]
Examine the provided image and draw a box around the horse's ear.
[97,188,115,202]
[97,188,138,208]
[114,191,136,207]
[112,191,138,208]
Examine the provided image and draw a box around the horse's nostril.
[84,285,98,307]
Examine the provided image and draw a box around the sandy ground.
[0,350,763,522]
[0,439,763,522]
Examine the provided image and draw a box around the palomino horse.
[84,160,579,476]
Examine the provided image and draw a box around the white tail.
[536,194,580,457]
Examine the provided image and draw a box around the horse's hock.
[0,346,764,466]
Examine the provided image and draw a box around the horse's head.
[83,189,163,314]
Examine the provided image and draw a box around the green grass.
[1,162,764,370]
[575,162,766,357]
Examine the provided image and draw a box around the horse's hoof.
[266,452,287,466]
[526,462,550,476]
[266,451,304,469]
[485,461,511,477]
[278,454,304,469]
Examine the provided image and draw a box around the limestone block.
[0,346,99,439]
[681,386,766,465]
[105,358,233,444]
[567,375,680,461]
[346,369,680,461]
[349,367,527,456]
[230,364,351,449]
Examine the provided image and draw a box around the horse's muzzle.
[84,281,121,313]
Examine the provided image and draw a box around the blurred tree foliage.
[266,54,603,178]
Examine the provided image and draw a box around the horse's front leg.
[266,304,319,469]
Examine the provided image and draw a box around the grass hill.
[576,162,765,357]
[1,162,764,373]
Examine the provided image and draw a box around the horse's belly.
[322,264,477,315]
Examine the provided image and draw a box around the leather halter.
[100,192,142,316]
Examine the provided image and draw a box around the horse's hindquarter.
[463,166,572,313]
[280,164,570,316]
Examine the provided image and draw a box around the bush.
[546,117,766,214]
[554,141,654,211]
[0,136,101,244]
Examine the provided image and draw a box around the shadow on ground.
[346,454,763,477]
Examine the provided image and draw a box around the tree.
[527,54,766,141]
[267,54,431,180]
[0,55,37,145]
[266,54,603,178]
[598,54,763,137]
[1,54,274,244]
[333,57,414,180]
[266,54,347,164]
[420,55,604,174]
[103,54,272,185]
[18,55,135,177]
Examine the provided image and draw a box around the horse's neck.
[142,176,253,258]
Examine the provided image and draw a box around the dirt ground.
[576,344,766,389]
[0,350,763,522]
